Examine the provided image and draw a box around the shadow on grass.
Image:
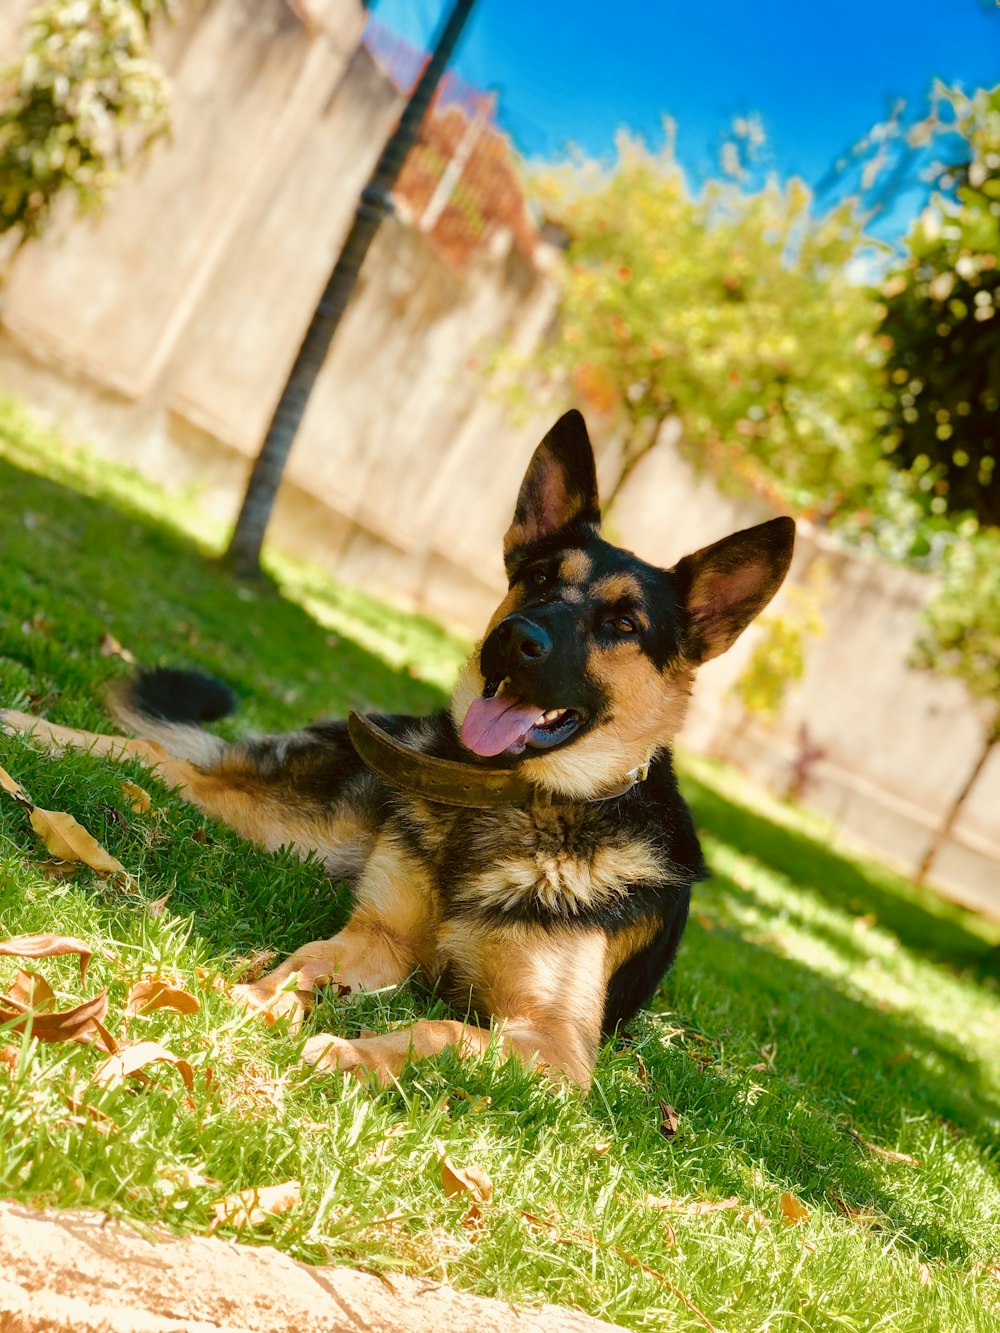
[0,454,447,959]
[682,772,1000,979]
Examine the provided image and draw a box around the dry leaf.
[63,1095,118,1135]
[848,1129,922,1167]
[5,969,55,1013]
[917,1262,933,1286]
[738,1209,771,1230]
[145,893,171,918]
[0,763,31,804]
[121,782,151,814]
[591,1140,612,1156]
[659,1101,679,1138]
[0,989,108,1045]
[100,632,136,664]
[33,859,80,881]
[91,1040,195,1091]
[0,1045,19,1073]
[831,1194,881,1228]
[229,950,278,985]
[634,1052,648,1083]
[779,1191,810,1225]
[211,1180,301,1228]
[125,979,201,1018]
[434,1139,493,1205]
[29,808,125,875]
[0,932,94,984]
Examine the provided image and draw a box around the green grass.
[1,398,999,1332]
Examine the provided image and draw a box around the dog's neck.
[347,713,651,810]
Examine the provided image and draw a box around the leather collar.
[347,712,650,810]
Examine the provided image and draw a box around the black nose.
[495,614,552,665]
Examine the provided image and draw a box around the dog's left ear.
[671,516,796,664]
[504,410,601,567]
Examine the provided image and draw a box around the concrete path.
[0,1200,624,1333]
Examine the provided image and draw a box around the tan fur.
[2,710,375,872]
[591,572,645,608]
[232,911,419,1028]
[560,550,592,584]
[471,839,663,917]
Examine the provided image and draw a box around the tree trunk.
[224,0,477,578]
[602,409,673,516]
[916,729,997,885]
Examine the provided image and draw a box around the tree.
[0,0,175,250]
[225,0,478,579]
[912,525,1000,882]
[534,132,887,516]
[876,84,1000,527]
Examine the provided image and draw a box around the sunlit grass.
[1,402,998,1331]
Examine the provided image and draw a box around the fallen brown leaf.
[229,950,278,985]
[91,1040,194,1091]
[5,969,56,1013]
[0,1044,19,1073]
[658,1100,679,1138]
[0,763,31,804]
[29,808,125,876]
[434,1139,493,1205]
[0,989,108,1045]
[0,932,94,984]
[848,1129,922,1167]
[124,978,201,1018]
[120,782,151,814]
[100,632,136,664]
[831,1194,882,1228]
[33,859,80,881]
[211,1180,301,1228]
[63,1095,119,1135]
[780,1191,810,1225]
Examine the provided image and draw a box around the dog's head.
[452,410,795,798]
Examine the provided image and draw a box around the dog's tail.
[107,667,237,768]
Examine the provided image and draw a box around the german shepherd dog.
[3,412,794,1091]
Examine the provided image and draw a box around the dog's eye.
[529,570,550,588]
[609,615,637,634]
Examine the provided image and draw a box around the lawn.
[1,399,999,1333]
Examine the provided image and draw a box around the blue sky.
[371,0,1000,232]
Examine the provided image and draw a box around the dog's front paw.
[300,1032,363,1075]
[231,981,311,1032]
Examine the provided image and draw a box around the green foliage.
[536,131,887,515]
[913,524,1000,741]
[734,583,826,719]
[0,0,176,243]
[876,85,1000,527]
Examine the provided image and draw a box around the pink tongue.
[461,694,546,757]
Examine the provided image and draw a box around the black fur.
[129,667,237,724]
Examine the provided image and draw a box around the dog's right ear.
[504,410,601,569]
